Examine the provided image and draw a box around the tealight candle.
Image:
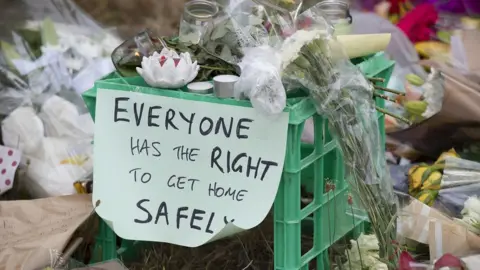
[187,81,214,94]
[213,75,239,98]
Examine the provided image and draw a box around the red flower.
[398,251,466,270]
[434,254,465,270]
[397,4,438,43]
[399,251,415,270]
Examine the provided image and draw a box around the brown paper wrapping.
[429,221,480,260]
[398,200,480,260]
[72,260,128,270]
[460,30,480,74]
[0,194,93,269]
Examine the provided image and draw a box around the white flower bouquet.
[0,0,121,198]
[219,0,399,267]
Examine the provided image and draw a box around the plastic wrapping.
[397,191,480,264]
[198,0,301,115]
[421,67,445,118]
[396,156,480,263]
[284,31,397,262]
[220,0,398,264]
[0,0,118,198]
[435,157,480,219]
[197,0,305,64]
[234,46,286,115]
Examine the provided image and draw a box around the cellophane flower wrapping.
[194,0,304,115]
[396,191,480,267]
[215,0,398,265]
[435,157,480,231]
[396,157,480,264]
[0,0,122,198]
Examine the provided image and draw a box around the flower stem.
[374,85,406,96]
[376,106,411,124]
[200,65,236,71]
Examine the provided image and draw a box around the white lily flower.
[136,48,199,89]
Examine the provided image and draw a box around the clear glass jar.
[179,0,219,45]
[316,0,352,36]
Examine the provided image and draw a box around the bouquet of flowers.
[213,0,399,267]
[0,0,121,198]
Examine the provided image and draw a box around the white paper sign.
[93,89,289,247]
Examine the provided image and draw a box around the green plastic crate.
[83,52,394,269]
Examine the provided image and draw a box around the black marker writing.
[179,112,195,134]
[155,202,169,225]
[133,102,144,126]
[129,168,152,184]
[236,118,253,139]
[224,216,235,224]
[133,200,224,234]
[130,137,161,157]
[176,207,189,229]
[199,117,214,135]
[148,106,162,127]
[134,199,152,223]
[190,209,205,231]
[112,99,254,139]
[167,175,200,191]
[113,97,129,123]
[173,146,199,161]
[165,109,179,131]
[210,147,278,180]
[208,182,248,202]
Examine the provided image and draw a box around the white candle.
[187,81,214,94]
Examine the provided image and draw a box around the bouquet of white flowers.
[0,0,121,198]
[219,1,399,267]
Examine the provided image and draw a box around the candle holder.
[111,30,165,77]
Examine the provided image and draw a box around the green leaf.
[41,17,59,46]
[219,46,233,62]
[0,41,21,71]
[211,25,228,40]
